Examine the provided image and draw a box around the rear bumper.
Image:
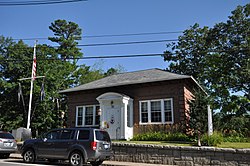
[0,148,17,154]
[88,150,113,161]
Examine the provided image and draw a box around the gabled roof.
[60,68,199,93]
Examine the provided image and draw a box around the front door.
[106,107,121,140]
[97,92,133,140]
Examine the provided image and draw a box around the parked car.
[0,131,18,159]
[21,128,113,166]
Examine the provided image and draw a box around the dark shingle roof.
[59,68,194,93]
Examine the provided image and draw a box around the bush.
[201,132,223,146]
[131,132,191,142]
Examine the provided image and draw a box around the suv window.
[0,133,14,139]
[95,130,110,142]
[60,130,75,139]
[45,130,60,140]
[78,130,90,140]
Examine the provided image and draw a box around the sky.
[0,0,249,73]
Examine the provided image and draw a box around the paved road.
[8,153,175,166]
[0,158,94,166]
[0,158,66,166]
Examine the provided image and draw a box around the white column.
[99,101,105,129]
[122,98,129,139]
[207,105,213,136]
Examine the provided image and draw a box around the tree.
[0,20,126,135]
[48,19,83,63]
[0,19,84,133]
[188,90,209,146]
[0,38,70,132]
[0,38,34,131]
[164,4,249,114]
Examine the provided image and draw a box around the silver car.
[0,131,18,158]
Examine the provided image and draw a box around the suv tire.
[69,151,83,166]
[23,149,35,163]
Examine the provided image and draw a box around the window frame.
[76,105,100,127]
[139,98,174,125]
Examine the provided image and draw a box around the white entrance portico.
[97,92,133,140]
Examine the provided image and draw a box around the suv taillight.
[91,141,97,151]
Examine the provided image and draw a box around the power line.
[0,53,165,62]
[1,48,248,62]
[3,39,178,51]
[0,0,87,6]
[77,39,178,47]
[1,47,248,62]
[12,31,183,41]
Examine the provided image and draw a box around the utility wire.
[3,39,178,51]
[1,48,248,62]
[77,39,178,47]
[12,31,183,41]
[0,0,87,6]
[0,53,165,62]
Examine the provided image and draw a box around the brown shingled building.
[60,68,203,140]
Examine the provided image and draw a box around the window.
[77,107,83,126]
[85,106,93,125]
[78,130,90,140]
[60,130,75,140]
[76,105,100,127]
[0,133,14,139]
[95,131,110,142]
[140,102,148,123]
[45,130,60,140]
[95,106,100,126]
[164,100,172,122]
[151,101,161,122]
[139,98,173,124]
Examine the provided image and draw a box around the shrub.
[131,132,191,142]
[201,132,223,146]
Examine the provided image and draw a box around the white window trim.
[75,105,100,127]
[139,98,174,125]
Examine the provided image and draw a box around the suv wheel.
[69,151,83,166]
[23,149,35,163]
[90,161,103,166]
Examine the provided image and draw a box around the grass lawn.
[113,140,250,149]
[218,142,250,149]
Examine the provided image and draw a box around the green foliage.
[201,130,249,146]
[223,135,248,143]
[213,111,250,137]
[164,4,249,114]
[48,19,83,63]
[188,89,209,134]
[0,20,124,135]
[201,132,223,146]
[131,132,191,142]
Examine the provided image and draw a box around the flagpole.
[27,41,37,130]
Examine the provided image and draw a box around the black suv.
[21,128,113,166]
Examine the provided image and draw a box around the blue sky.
[0,0,249,72]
